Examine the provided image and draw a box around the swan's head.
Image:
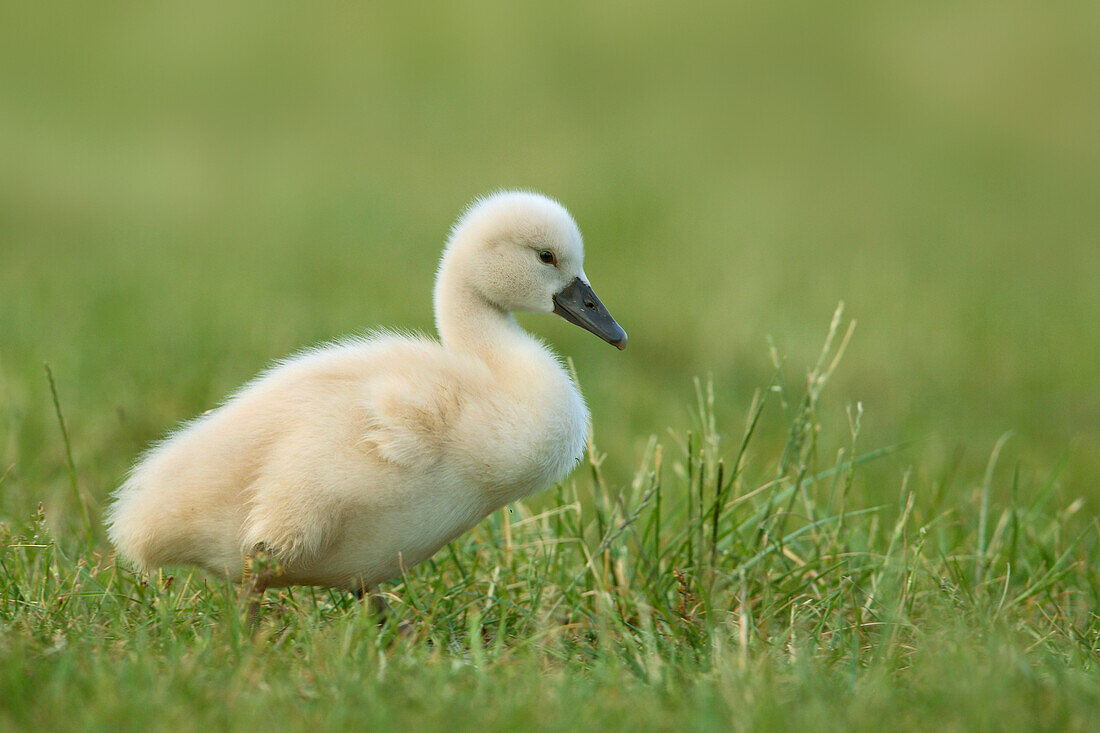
[439,191,627,349]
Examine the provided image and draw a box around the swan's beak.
[552,278,628,350]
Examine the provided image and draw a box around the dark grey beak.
[552,278,628,350]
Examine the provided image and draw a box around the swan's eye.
[538,250,556,265]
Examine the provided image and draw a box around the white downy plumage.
[107,191,627,593]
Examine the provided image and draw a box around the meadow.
[2,2,1098,730]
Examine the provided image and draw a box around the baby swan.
[107,191,627,602]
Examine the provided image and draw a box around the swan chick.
[107,191,627,596]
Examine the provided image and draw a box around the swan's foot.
[241,543,283,633]
[356,586,414,637]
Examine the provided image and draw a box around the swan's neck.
[433,261,528,358]
[433,248,590,502]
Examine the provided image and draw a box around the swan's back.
[108,334,487,576]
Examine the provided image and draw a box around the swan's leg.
[354,585,392,617]
[241,543,282,632]
[355,586,412,635]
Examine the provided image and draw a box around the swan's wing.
[359,365,468,470]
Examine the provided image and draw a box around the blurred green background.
[2,1,1098,523]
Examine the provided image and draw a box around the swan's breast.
[456,352,589,502]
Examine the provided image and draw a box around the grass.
[3,309,1098,731]
[2,1,1100,729]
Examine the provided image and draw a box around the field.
[2,2,1099,730]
